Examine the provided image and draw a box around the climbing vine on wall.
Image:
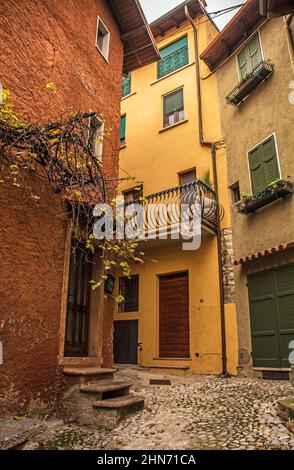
[0,87,144,300]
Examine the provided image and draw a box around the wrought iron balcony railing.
[126,180,224,236]
[158,46,189,79]
[226,61,273,106]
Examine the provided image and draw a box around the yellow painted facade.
[115,12,238,375]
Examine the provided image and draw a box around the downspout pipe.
[185,5,228,377]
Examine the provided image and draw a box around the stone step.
[93,395,144,410]
[80,381,132,395]
[63,367,116,385]
[63,367,116,376]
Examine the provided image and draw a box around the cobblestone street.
[33,369,294,451]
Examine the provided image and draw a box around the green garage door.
[248,264,294,368]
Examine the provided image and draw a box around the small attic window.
[96,17,110,61]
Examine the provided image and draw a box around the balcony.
[125,180,224,242]
[226,61,274,106]
[157,46,189,79]
[237,179,294,215]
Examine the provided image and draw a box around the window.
[122,74,131,97]
[119,275,139,312]
[158,36,189,79]
[180,169,196,186]
[96,17,110,60]
[120,115,126,145]
[248,134,280,195]
[230,182,241,203]
[124,186,143,203]
[237,34,262,79]
[163,88,184,128]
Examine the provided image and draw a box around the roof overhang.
[150,0,206,38]
[259,0,294,17]
[107,0,160,73]
[200,0,266,71]
[234,242,294,265]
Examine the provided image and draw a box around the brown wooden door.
[159,272,190,358]
[64,242,92,357]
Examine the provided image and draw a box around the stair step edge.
[93,395,144,409]
[80,381,132,393]
[63,368,116,376]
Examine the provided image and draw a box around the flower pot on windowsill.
[237,179,294,215]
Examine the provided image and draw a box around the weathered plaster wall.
[215,18,294,371]
[0,0,122,416]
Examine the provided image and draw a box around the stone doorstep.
[0,418,47,450]
[80,380,132,394]
[63,367,116,376]
[93,395,144,409]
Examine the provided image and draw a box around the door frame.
[58,222,105,366]
[157,270,190,359]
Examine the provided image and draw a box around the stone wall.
[221,228,235,304]
[0,0,122,416]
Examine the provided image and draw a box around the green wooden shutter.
[248,271,281,368]
[261,135,280,184]
[248,35,262,69]
[238,46,251,79]
[248,136,279,195]
[238,35,262,78]
[160,36,188,59]
[248,145,267,195]
[120,115,126,142]
[275,264,294,368]
[164,89,183,114]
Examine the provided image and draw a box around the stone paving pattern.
[22,368,294,451]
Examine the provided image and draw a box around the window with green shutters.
[237,34,263,79]
[122,74,131,97]
[120,115,126,144]
[158,36,189,79]
[248,134,280,195]
[163,88,184,127]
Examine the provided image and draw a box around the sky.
[140,0,245,30]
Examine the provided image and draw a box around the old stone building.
[0,0,158,417]
[201,0,294,376]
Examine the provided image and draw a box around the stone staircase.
[62,367,144,429]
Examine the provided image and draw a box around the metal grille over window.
[158,36,188,79]
[119,275,139,313]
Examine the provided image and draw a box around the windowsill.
[159,119,188,133]
[121,91,137,101]
[120,143,127,149]
[153,357,192,361]
[151,62,195,86]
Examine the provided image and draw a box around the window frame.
[229,181,241,204]
[236,31,264,81]
[246,132,281,195]
[163,87,185,129]
[96,16,110,62]
[118,275,139,313]
[122,74,132,98]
